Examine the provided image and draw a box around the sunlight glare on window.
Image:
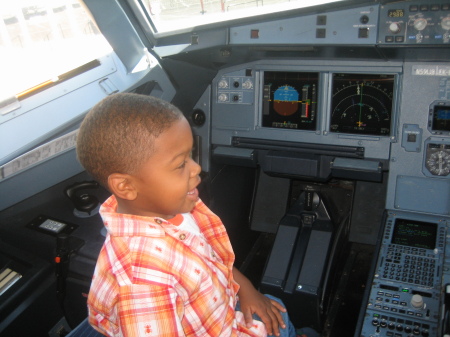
[142,0,344,32]
[0,0,112,101]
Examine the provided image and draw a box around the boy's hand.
[240,289,287,336]
[233,267,287,336]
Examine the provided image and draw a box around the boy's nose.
[191,159,202,176]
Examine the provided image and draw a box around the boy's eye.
[178,161,187,169]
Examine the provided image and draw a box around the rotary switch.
[411,294,424,309]
[389,22,401,34]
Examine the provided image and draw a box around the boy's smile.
[115,117,202,219]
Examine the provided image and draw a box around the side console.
[356,211,450,337]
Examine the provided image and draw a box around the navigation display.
[262,71,319,130]
[431,104,450,133]
[392,218,437,250]
[330,73,394,136]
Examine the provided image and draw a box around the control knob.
[242,79,253,89]
[414,18,427,31]
[389,22,401,34]
[218,93,228,102]
[218,79,228,88]
[411,294,424,309]
[442,17,450,31]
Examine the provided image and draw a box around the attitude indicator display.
[330,73,394,136]
[262,71,319,130]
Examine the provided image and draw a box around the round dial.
[218,79,228,89]
[426,149,450,176]
[414,18,427,31]
[389,22,401,34]
[442,17,450,31]
[218,93,228,102]
[242,79,253,89]
[411,294,424,309]
[330,74,394,135]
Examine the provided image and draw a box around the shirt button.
[155,219,163,224]
[179,233,186,240]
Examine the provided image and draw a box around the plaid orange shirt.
[88,195,266,337]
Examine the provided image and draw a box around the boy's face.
[121,117,201,219]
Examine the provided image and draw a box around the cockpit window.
[0,0,111,102]
[140,0,345,33]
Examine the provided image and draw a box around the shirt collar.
[100,195,167,237]
[100,195,202,238]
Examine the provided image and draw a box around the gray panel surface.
[395,175,450,215]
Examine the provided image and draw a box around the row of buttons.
[371,315,430,336]
[373,303,428,317]
[385,36,405,43]
[382,272,434,286]
[410,4,450,12]
[385,256,433,262]
[388,245,428,255]
[384,262,436,274]
[385,34,450,43]
[376,291,406,306]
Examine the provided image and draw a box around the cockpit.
[1,0,450,336]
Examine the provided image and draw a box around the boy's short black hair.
[76,93,183,189]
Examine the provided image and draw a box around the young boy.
[76,93,297,337]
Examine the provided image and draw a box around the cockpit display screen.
[330,73,394,136]
[392,218,437,250]
[431,105,450,132]
[262,71,319,130]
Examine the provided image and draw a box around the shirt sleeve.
[117,283,186,337]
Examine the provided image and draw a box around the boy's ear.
[107,173,137,200]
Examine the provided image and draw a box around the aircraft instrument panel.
[262,71,318,131]
[430,101,450,135]
[211,60,401,162]
[330,73,394,136]
[357,212,450,337]
[260,71,395,136]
